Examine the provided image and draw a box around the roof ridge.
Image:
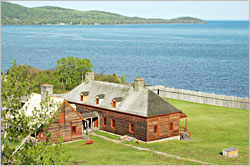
[93,80,131,87]
[64,82,85,98]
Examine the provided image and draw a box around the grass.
[3,98,248,165]
[123,98,249,165]
[62,135,199,165]
[94,130,120,140]
[62,98,248,165]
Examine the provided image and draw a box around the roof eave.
[68,100,148,118]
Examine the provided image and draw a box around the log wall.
[147,113,180,141]
[76,103,181,141]
[76,104,147,141]
[38,101,82,143]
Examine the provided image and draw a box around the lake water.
[1,21,249,97]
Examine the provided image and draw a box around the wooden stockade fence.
[148,86,249,110]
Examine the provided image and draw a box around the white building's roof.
[22,93,64,117]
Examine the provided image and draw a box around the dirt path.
[91,133,213,165]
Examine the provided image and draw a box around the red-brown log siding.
[147,113,181,141]
[75,104,147,141]
[38,101,82,143]
[75,103,181,142]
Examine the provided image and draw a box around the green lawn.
[94,130,120,140]
[62,135,199,165]
[123,98,249,165]
[63,98,248,165]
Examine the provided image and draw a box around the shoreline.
[2,22,207,26]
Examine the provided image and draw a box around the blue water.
[1,21,249,97]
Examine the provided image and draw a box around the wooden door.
[94,119,98,127]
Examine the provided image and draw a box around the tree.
[120,74,126,84]
[1,59,67,165]
[2,59,33,118]
[56,56,92,90]
[32,70,66,94]
[94,72,126,84]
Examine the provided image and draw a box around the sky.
[10,1,249,20]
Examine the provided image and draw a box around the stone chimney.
[134,78,144,90]
[40,84,53,102]
[85,72,94,83]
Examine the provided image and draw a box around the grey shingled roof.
[147,90,180,116]
[64,80,180,117]
[81,111,99,119]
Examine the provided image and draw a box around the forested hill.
[2,2,207,25]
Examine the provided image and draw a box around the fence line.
[148,85,249,110]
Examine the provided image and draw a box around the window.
[72,126,77,135]
[170,122,174,131]
[96,98,99,104]
[59,112,64,125]
[129,123,134,133]
[112,97,122,108]
[154,125,158,134]
[111,119,116,128]
[103,117,107,126]
[80,91,89,101]
[112,99,116,108]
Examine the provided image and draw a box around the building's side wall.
[38,101,82,143]
[147,113,180,141]
[76,104,147,141]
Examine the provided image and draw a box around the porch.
[180,112,191,139]
[81,111,100,135]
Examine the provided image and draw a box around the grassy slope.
[123,98,249,165]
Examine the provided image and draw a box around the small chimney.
[134,78,144,90]
[85,72,94,83]
[40,84,53,102]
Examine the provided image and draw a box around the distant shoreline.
[2,20,249,26]
[2,2,207,25]
[2,22,208,26]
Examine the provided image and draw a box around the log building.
[64,72,189,142]
[24,74,189,142]
[22,85,83,143]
